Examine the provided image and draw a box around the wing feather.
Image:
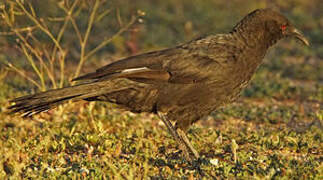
[73,35,233,84]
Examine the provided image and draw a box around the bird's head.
[262,9,309,46]
[233,9,309,47]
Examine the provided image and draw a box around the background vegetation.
[0,0,322,179]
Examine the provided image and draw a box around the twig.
[84,15,139,62]
[0,26,37,35]
[1,9,56,88]
[11,27,56,88]
[52,0,79,88]
[5,62,42,90]
[96,8,111,22]
[73,0,100,79]
[15,0,64,53]
[20,44,46,91]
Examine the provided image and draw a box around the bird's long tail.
[8,81,111,117]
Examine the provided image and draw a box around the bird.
[8,8,309,162]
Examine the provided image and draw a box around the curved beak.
[290,28,310,46]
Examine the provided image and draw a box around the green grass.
[0,0,322,179]
[0,97,321,179]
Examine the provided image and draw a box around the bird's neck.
[227,22,283,81]
[230,21,283,51]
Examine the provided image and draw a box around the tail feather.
[8,81,110,117]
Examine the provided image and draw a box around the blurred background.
[0,0,322,93]
[0,0,322,178]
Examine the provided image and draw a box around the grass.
[0,0,322,179]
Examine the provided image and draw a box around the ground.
[0,0,322,179]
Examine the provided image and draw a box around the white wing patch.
[121,67,149,73]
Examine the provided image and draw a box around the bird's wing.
[73,35,235,84]
[72,48,173,82]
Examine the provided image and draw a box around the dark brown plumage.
[8,9,309,162]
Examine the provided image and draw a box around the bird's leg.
[176,128,200,160]
[157,112,192,162]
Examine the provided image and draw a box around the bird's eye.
[280,25,287,31]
